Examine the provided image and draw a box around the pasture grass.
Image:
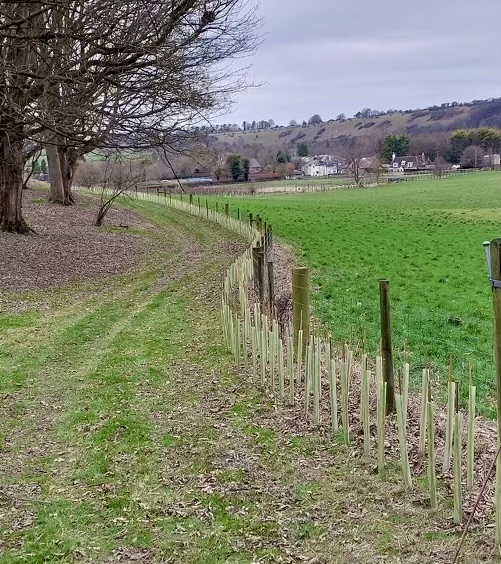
[206,172,501,416]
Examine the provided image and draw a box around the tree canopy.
[381,135,410,162]
[0,0,259,232]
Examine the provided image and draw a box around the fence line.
[134,169,501,198]
[86,185,499,552]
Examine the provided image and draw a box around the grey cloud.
[217,0,501,124]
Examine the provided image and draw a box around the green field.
[207,172,501,414]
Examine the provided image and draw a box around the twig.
[452,443,501,564]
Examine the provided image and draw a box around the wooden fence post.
[292,267,310,357]
[216,202,219,214]
[206,199,209,217]
[189,194,193,206]
[237,208,240,221]
[257,248,265,307]
[267,260,275,317]
[225,203,229,216]
[252,245,260,295]
[249,212,253,227]
[252,245,265,307]
[489,239,501,546]
[379,280,396,414]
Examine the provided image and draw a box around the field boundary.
[87,186,501,554]
[136,168,501,197]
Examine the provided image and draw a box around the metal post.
[489,239,501,546]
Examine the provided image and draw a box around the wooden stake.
[292,268,310,358]
[267,260,275,316]
[379,280,395,414]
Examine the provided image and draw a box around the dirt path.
[0,200,497,563]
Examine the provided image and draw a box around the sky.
[216,0,501,126]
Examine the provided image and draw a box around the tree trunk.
[0,130,31,233]
[58,147,77,206]
[46,143,66,205]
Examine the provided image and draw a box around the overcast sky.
[216,0,501,125]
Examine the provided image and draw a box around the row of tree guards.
[92,187,501,556]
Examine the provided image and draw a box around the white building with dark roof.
[301,155,343,176]
[391,153,427,171]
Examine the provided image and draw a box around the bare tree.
[73,160,103,189]
[94,154,146,227]
[0,1,260,232]
[342,138,371,186]
[433,154,448,178]
[461,145,483,169]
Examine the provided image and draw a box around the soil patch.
[0,188,159,292]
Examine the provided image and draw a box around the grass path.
[0,202,496,563]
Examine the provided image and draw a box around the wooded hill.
[211,98,501,159]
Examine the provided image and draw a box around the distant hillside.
[211,98,501,158]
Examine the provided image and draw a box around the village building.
[390,153,428,172]
[301,155,344,176]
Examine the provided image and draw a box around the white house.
[390,153,427,172]
[301,155,342,176]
